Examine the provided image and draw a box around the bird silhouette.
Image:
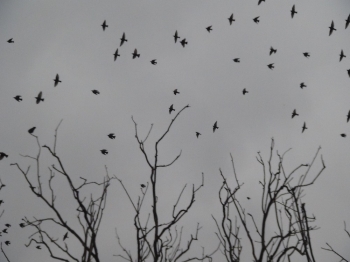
[173,30,180,43]
[36,245,41,250]
[7,38,14,43]
[300,82,306,89]
[92,90,100,95]
[141,184,146,188]
[196,132,201,138]
[5,224,11,228]
[347,69,350,77]
[53,74,61,87]
[169,104,175,114]
[303,52,310,58]
[206,26,212,32]
[14,95,22,102]
[114,49,120,61]
[291,5,297,18]
[346,14,350,29]
[339,50,346,62]
[28,127,36,134]
[2,228,8,234]
[19,223,25,228]
[253,16,260,24]
[132,49,140,59]
[0,200,3,205]
[5,241,10,246]
[329,20,336,36]
[63,232,68,241]
[101,20,108,31]
[180,38,188,47]
[0,153,8,160]
[233,58,240,63]
[341,133,347,137]
[213,121,219,132]
[269,47,277,55]
[108,133,116,139]
[228,14,235,25]
[151,59,157,65]
[242,88,248,95]
[35,91,44,104]
[258,0,265,5]
[292,109,299,118]
[100,149,108,155]
[247,197,251,200]
[173,89,180,95]
[347,110,350,122]
[302,122,307,133]
[120,33,127,46]
[267,63,274,70]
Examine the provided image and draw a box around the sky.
[0,0,350,261]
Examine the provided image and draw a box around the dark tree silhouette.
[322,221,350,261]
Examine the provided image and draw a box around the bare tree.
[213,138,325,262]
[11,120,113,262]
[322,221,349,262]
[115,105,216,262]
[0,178,11,262]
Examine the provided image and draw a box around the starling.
[0,153,8,160]
[92,90,100,95]
[270,47,277,55]
[114,49,120,61]
[19,223,26,228]
[36,245,41,249]
[132,49,140,59]
[206,26,212,32]
[242,88,248,95]
[35,91,44,104]
[173,30,180,43]
[2,228,8,234]
[150,59,157,65]
[233,58,240,63]
[213,121,219,132]
[303,52,310,58]
[120,32,127,46]
[101,20,108,31]
[346,14,350,29]
[340,50,346,62]
[292,109,299,118]
[141,184,146,188]
[258,0,265,5]
[267,63,274,70]
[5,224,11,228]
[53,74,61,87]
[14,95,22,102]
[291,5,297,18]
[169,104,175,114]
[300,82,306,89]
[180,38,188,48]
[28,127,36,134]
[100,149,108,155]
[341,133,347,137]
[108,133,116,139]
[5,241,10,246]
[7,38,14,43]
[329,20,336,36]
[302,122,307,133]
[253,16,260,24]
[173,89,180,95]
[196,132,201,138]
[228,14,235,25]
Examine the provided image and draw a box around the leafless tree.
[213,138,325,262]
[322,221,349,262]
[0,178,11,262]
[115,105,216,262]
[11,120,113,262]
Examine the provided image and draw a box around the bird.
[63,232,68,241]
[19,223,26,228]
[233,58,240,63]
[329,20,336,36]
[92,90,100,95]
[120,32,127,46]
[0,200,3,205]
[346,14,350,29]
[14,95,22,102]
[7,38,14,43]
[5,224,11,228]
[101,20,108,31]
[141,184,146,188]
[206,26,212,32]
[173,30,180,43]
[267,63,274,70]
[213,121,219,132]
[36,245,41,250]
[173,89,179,95]
[5,241,10,246]
[132,49,140,59]
[28,127,36,134]
[253,16,260,24]
[269,47,277,55]
[300,82,306,89]
[292,109,299,118]
[242,88,248,95]
[340,50,346,62]
[150,59,157,65]
[113,49,120,61]
[100,149,108,155]
[35,91,44,104]
[180,38,188,48]
[303,52,310,58]
[347,110,350,122]
[258,0,265,5]
[247,197,251,200]
[169,104,175,114]
[291,5,297,18]
[341,133,347,137]
[302,122,307,133]
[348,69,350,77]
[53,74,61,87]
[196,132,201,138]
[2,228,8,233]
[0,153,9,160]
[228,14,235,25]
[108,133,116,139]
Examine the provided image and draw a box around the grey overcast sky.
[0,0,350,261]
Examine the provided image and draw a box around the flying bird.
[242,88,248,95]
[0,153,8,160]
[292,109,299,118]
[19,223,26,228]
[347,69,350,77]
[5,241,10,246]
[291,5,297,18]
[36,246,41,250]
[0,200,3,205]
[53,74,61,87]
[108,133,116,139]
[303,52,310,58]
[5,224,11,228]
[302,122,307,133]
[253,16,260,23]
[269,47,277,55]
[35,91,44,104]
[228,14,235,25]
[28,127,36,134]
[173,30,180,43]
[63,232,68,241]
[169,104,175,114]
[346,14,350,29]
[150,59,157,65]
[92,90,100,95]
[347,110,350,122]
[14,95,22,102]
[173,89,179,95]
[340,50,346,62]
[101,20,108,31]
[114,49,120,61]
[2,228,8,234]
[180,38,188,47]
[206,26,212,32]
[141,184,146,188]
[196,132,201,138]
[329,20,336,36]
[132,49,140,59]
[233,58,240,63]
[341,133,347,137]
[120,32,127,46]
[213,121,219,132]
[300,82,306,89]
[100,149,108,155]
[267,63,274,70]
[258,0,265,5]
[7,38,14,43]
